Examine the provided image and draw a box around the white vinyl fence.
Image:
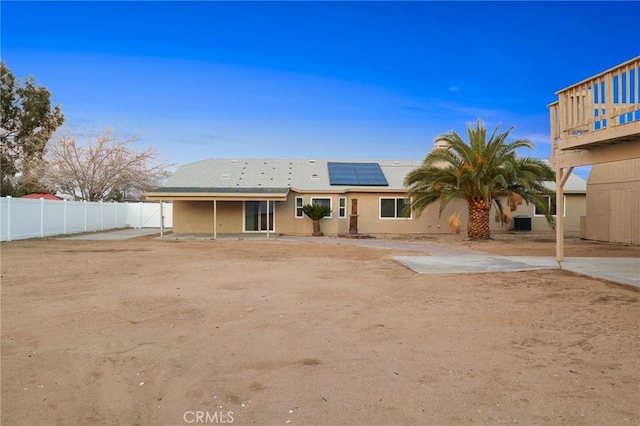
[0,197,173,241]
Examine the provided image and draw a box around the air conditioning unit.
[513,215,532,232]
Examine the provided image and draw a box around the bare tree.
[32,128,173,201]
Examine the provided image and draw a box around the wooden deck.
[549,56,640,168]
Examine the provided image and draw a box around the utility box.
[513,215,532,232]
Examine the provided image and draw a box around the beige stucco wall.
[173,200,243,234]
[173,191,585,236]
[528,193,586,233]
[585,158,640,244]
[173,200,214,234]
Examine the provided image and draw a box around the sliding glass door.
[244,201,274,232]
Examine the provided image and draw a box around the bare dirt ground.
[1,233,639,425]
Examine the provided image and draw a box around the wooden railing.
[550,56,640,153]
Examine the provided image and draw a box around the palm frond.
[301,204,331,220]
[405,118,557,237]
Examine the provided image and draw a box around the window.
[295,197,304,218]
[244,201,274,232]
[534,195,566,217]
[380,198,411,219]
[310,197,332,218]
[338,197,347,218]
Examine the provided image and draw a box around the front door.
[244,201,274,232]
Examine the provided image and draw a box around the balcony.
[549,56,640,168]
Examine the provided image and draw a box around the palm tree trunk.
[467,198,491,240]
[312,219,323,236]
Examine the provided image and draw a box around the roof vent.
[311,173,319,179]
[393,161,401,166]
[308,160,316,165]
[230,159,239,164]
[221,173,230,179]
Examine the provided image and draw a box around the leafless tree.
[31,128,173,201]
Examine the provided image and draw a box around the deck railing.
[550,56,640,153]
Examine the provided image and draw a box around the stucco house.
[147,156,585,238]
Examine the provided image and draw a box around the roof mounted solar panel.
[327,162,388,186]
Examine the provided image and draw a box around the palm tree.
[302,204,331,236]
[404,119,555,240]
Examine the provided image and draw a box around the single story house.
[147,157,586,237]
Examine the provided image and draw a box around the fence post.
[100,200,104,230]
[63,199,67,234]
[40,197,45,238]
[115,201,118,228]
[7,196,11,241]
[83,200,87,231]
[139,202,143,229]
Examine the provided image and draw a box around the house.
[584,158,640,244]
[147,156,586,238]
[549,56,640,258]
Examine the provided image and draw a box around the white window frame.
[295,196,304,218]
[310,197,332,219]
[338,197,347,219]
[534,195,566,217]
[379,197,412,219]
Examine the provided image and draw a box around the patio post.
[213,199,217,240]
[266,199,270,240]
[555,166,573,263]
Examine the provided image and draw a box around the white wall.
[0,197,173,241]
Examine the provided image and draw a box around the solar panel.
[327,162,388,186]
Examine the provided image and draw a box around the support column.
[555,166,574,263]
[266,200,270,240]
[213,200,217,240]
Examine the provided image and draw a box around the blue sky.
[2,1,639,177]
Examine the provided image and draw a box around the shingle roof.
[161,158,422,191]
[158,158,587,193]
[542,173,587,193]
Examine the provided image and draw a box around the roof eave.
[146,188,290,201]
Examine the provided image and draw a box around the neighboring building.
[534,175,586,234]
[549,56,640,255]
[585,158,639,244]
[147,157,585,237]
[20,193,63,200]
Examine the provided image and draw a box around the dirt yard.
[1,233,639,425]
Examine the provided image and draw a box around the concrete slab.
[394,255,640,288]
[63,228,163,240]
[560,257,640,287]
